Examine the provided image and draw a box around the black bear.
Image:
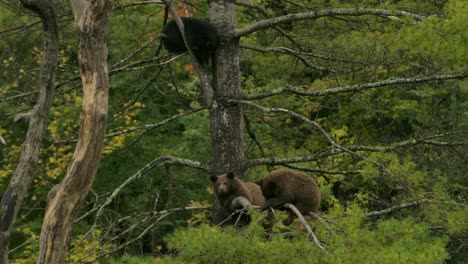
[161,17,218,65]
[211,172,265,224]
[257,169,320,225]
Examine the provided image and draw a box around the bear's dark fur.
[161,17,218,65]
[257,169,320,225]
[211,172,265,213]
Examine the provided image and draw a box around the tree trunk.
[0,0,58,262]
[209,0,247,177]
[209,0,247,224]
[36,1,112,263]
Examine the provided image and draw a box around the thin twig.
[54,107,205,144]
[240,44,333,72]
[75,156,207,223]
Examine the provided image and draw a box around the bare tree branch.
[54,54,173,90]
[282,164,361,175]
[284,203,328,252]
[113,0,164,10]
[350,131,468,152]
[366,199,429,217]
[236,1,307,50]
[236,8,426,37]
[0,20,42,37]
[72,205,211,263]
[234,0,264,11]
[240,43,371,65]
[249,149,345,167]
[246,113,462,199]
[240,44,333,72]
[76,156,208,223]
[247,73,468,100]
[109,56,167,73]
[54,106,206,144]
[248,130,465,168]
[231,196,260,211]
[111,35,163,69]
[232,99,370,164]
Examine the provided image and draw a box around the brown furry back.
[259,169,320,214]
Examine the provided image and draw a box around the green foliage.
[153,208,449,264]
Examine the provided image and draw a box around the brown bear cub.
[211,172,265,214]
[257,169,320,226]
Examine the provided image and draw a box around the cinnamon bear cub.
[257,169,320,225]
[211,172,265,214]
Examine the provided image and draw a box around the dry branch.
[54,106,206,144]
[111,35,162,69]
[234,0,264,10]
[76,156,207,223]
[232,99,368,163]
[231,196,260,211]
[217,196,260,226]
[366,199,429,217]
[249,148,347,167]
[236,8,426,37]
[240,44,332,72]
[284,203,328,252]
[247,73,468,100]
[282,164,361,175]
[235,0,303,49]
[113,0,164,10]
[248,133,465,168]
[71,205,211,263]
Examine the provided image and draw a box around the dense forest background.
[0,0,467,263]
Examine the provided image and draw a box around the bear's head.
[210,172,236,197]
[256,179,278,199]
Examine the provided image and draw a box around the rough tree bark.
[208,0,248,224]
[36,0,112,263]
[0,0,58,262]
[209,0,247,176]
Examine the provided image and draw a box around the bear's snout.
[218,184,228,194]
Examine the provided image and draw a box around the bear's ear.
[226,172,235,179]
[255,179,263,186]
[210,175,218,182]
